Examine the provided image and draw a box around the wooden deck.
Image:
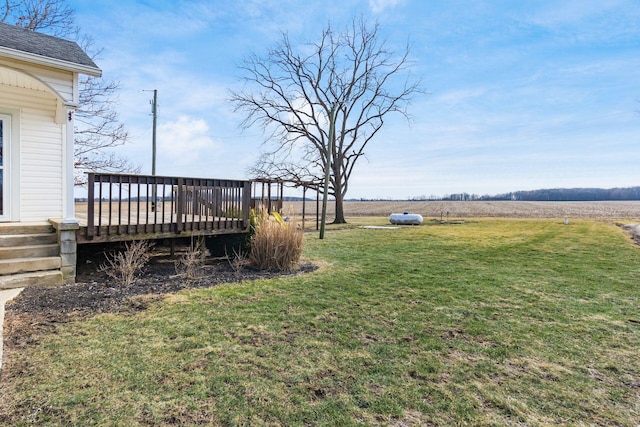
[77,173,256,244]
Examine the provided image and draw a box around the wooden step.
[0,244,59,260]
[0,222,63,288]
[0,270,63,290]
[0,233,58,248]
[0,257,61,275]
[0,222,54,235]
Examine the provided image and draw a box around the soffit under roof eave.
[0,46,102,77]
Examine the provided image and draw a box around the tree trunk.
[332,175,347,224]
[333,196,346,224]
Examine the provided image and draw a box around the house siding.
[0,82,64,221]
[0,57,74,103]
[0,26,100,284]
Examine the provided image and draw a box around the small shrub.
[226,246,248,275]
[175,237,208,279]
[249,209,303,271]
[99,240,153,286]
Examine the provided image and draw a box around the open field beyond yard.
[282,200,640,221]
[74,200,640,224]
[2,217,640,425]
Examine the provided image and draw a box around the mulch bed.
[4,244,316,350]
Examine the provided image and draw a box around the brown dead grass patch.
[283,200,640,220]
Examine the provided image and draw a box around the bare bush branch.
[174,238,208,279]
[226,246,248,275]
[99,240,153,286]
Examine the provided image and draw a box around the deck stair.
[0,223,62,289]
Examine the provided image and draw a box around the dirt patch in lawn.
[620,223,640,245]
[3,243,317,353]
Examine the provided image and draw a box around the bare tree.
[2,0,75,36]
[1,0,138,185]
[230,18,423,223]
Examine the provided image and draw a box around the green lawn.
[2,219,640,426]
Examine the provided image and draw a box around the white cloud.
[526,0,627,26]
[369,0,402,14]
[522,0,640,44]
[157,116,221,172]
[432,88,488,107]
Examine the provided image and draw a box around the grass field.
[282,200,640,220]
[74,200,640,221]
[2,217,640,425]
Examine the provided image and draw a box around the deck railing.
[83,173,251,241]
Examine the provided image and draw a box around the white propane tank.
[389,212,423,225]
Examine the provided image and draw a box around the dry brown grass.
[74,200,640,223]
[249,210,303,271]
[282,200,640,220]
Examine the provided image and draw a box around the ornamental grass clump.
[249,209,303,271]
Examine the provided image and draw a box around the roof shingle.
[0,22,99,70]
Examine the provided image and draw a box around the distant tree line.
[407,187,640,202]
[82,186,635,203]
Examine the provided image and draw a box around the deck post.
[49,219,80,284]
[176,178,185,233]
[86,173,95,239]
[302,186,307,230]
[243,181,251,231]
[57,220,80,284]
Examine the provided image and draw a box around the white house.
[0,22,101,287]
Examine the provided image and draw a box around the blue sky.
[69,0,640,199]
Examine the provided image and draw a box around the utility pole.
[151,89,157,177]
[144,89,158,211]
